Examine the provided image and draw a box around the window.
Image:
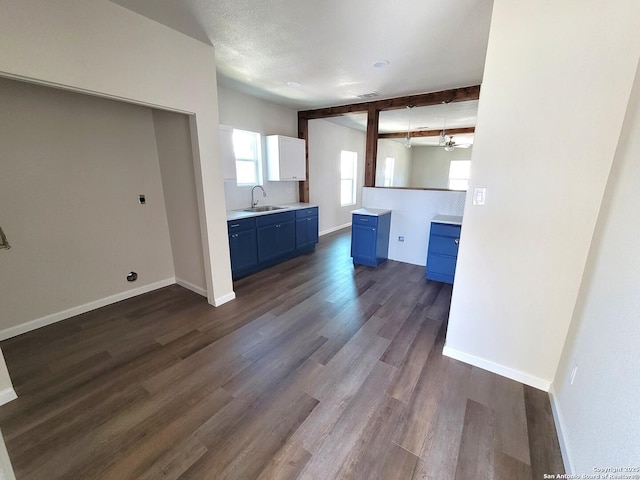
[233,129,262,186]
[383,157,395,187]
[448,160,471,190]
[340,150,357,206]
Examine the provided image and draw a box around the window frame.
[232,128,263,186]
[340,150,358,207]
[448,160,471,191]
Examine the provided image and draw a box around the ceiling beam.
[298,85,480,120]
[378,126,476,139]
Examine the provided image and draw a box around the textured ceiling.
[110,0,493,110]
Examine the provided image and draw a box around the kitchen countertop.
[351,207,392,217]
[226,202,318,221]
[432,214,463,226]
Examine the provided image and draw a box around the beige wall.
[445,0,640,389]
[153,110,207,295]
[217,86,299,210]
[552,60,640,474]
[0,78,175,336]
[308,119,366,234]
[0,0,233,306]
[409,145,473,189]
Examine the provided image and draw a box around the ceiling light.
[373,60,390,68]
[286,81,301,88]
[357,92,380,99]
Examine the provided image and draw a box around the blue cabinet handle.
[230,223,240,228]
[454,238,460,244]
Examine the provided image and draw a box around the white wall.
[362,187,466,266]
[0,78,175,338]
[445,0,640,390]
[153,110,207,296]
[309,119,366,234]
[375,139,412,187]
[410,145,473,189]
[0,0,234,307]
[551,61,640,474]
[217,86,299,210]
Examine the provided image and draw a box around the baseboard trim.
[0,388,17,406]
[175,278,207,297]
[548,385,573,473]
[0,278,176,341]
[213,291,236,306]
[442,345,551,391]
[319,222,351,236]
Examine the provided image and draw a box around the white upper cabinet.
[219,124,237,182]
[266,135,306,181]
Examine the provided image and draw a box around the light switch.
[472,187,486,206]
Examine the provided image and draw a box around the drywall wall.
[0,0,233,306]
[0,348,16,406]
[153,109,207,296]
[410,145,473,189]
[308,119,366,234]
[0,427,16,480]
[551,60,640,474]
[362,187,466,266]
[217,86,299,210]
[375,139,412,187]
[445,0,640,389]
[0,77,175,336]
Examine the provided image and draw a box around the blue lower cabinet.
[295,207,319,247]
[228,206,319,280]
[351,212,391,267]
[426,222,461,284]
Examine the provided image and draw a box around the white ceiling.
[110,0,494,109]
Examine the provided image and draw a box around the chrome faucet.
[251,185,266,207]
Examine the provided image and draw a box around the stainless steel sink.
[242,205,286,213]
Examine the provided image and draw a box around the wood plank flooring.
[0,228,564,479]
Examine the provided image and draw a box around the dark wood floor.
[0,229,564,480]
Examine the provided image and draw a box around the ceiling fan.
[439,101,472,151]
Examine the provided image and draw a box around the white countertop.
[226,202,318,221]
[351,207,392,216]
[432,215,463,226]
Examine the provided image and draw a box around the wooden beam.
[365,107,380,187]
[298,85,480,120]
[378,127,475,139]
[298,115,310,203]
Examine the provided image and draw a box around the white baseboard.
[0,387,17,406]
[548,384,573,473]
[0,277,176,341]
[442,345,551,391]
[175,278,207,297]
[213,291,236,306]
[319,222,351,236]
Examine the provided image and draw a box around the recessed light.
[373,60,390,68]
[286,81,302,88]
[357,92,380,99]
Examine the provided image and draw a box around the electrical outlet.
[398,236,405,242]
[139,194,146,205]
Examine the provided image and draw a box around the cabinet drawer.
[227,217,256,233]
[430,222,461,238]
[295,207,318,219]
[427,253,458,277]
[255,211,295,226]
[429,234,459,256]
[353,214,378,226]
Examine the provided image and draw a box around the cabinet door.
[351,224,377,262]
[229,230,257,272]
[219,125,237,181]
[279,137,306,180]
[258,221,295,262]
[296,216,318,248]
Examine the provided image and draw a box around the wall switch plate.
[570,359,578,385]
[398,236,405,242]
[472,187,486,206]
